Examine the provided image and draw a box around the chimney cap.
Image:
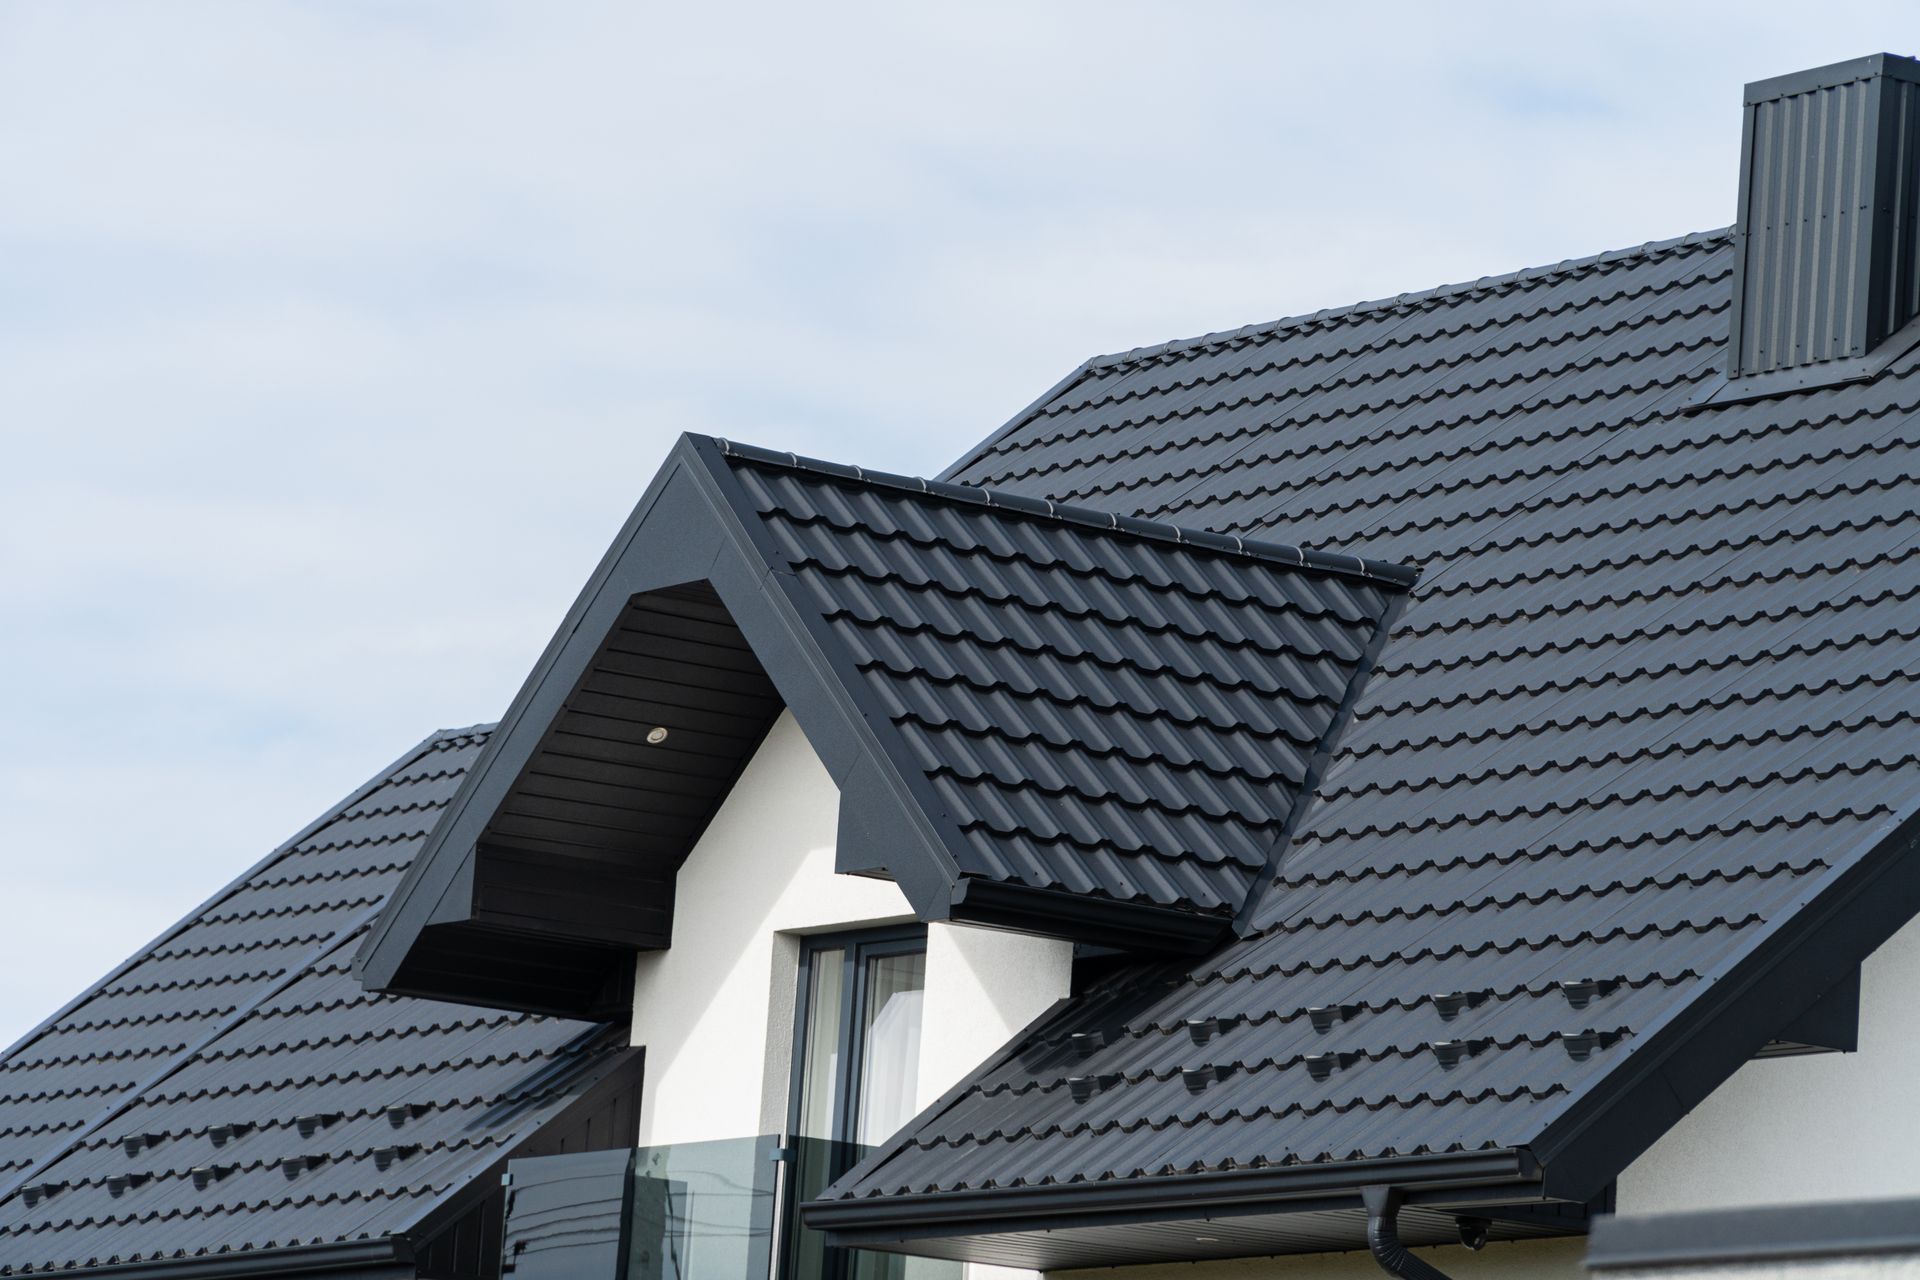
[1743,52,1920,104]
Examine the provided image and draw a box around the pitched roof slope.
[0,728,635,1277]
[722,443,1412,921]
[820,229,1920,1247]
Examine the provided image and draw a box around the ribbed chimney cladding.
[1729,53,1920,381]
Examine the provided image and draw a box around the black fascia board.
[1530,793,1920,1202]
[947,878,1228,954]
[1588,1196,1920,1270]
[807,1148,1542,1242]
[34,1238,414,1280]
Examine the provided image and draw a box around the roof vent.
[1724,53,1920,394]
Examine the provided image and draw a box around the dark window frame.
[786,924,928,1147]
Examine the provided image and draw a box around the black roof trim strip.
[1588,1196,1920,1270]
[807,1149,1537,1238]
[37,1238,411,1280]
[717,438,1416,588]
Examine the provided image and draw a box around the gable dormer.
[1722,53,1920,396]
[353,435,1411,1017]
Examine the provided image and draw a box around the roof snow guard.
[356,434,1411,1017]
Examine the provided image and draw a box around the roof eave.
[25,1237,414,1280]
[806,1148,1550,1262]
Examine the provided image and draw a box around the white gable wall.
[629,709,1070,1279]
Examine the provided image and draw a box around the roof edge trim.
[29,1237,411,1280]
[806,1148,1537,1239]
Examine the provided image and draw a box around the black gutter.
[807,1149,1538,1239]
[9,1237,414,1280]
[1588,1197,1920,1270]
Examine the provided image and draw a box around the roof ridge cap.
[711,437,1417,589]
[1086,227,1733,372]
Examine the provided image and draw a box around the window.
[784,927,944,1280]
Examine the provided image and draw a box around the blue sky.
[1,1,1911,1046]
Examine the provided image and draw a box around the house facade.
[8,50,1920,1280]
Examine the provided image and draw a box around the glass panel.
[796,947,845,1140]
[854,951,925,1145]
[627,1135,780,1280]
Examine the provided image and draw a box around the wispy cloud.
[1,0,1912,1044]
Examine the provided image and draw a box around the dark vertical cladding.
[1729,53,1920,377]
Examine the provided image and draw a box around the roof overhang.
[806,1149,1592,1270]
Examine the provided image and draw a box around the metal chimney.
[1727,53,1920,387]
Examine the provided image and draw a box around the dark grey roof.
[358,436,1409,1012]
[810,227,1920,1264]
[0,727,639,1277]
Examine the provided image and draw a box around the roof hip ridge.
[711,435,1417,589]
[1086,227,1734,373]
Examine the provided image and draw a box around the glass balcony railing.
[502,1136,962,1280]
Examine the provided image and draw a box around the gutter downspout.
[1362,1186,1455,1280]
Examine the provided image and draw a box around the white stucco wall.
[628,707,1073,1159]
[630,711,914,1146]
